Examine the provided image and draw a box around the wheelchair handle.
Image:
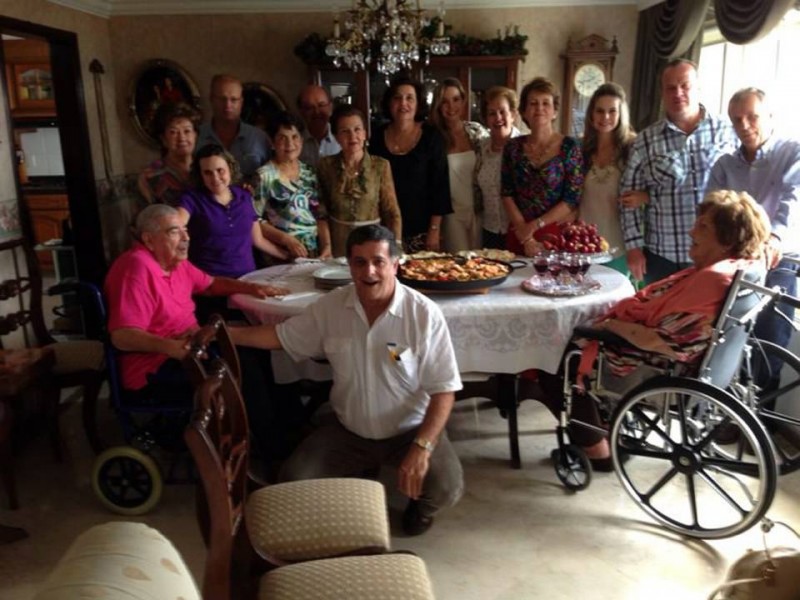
[739,279,800,311]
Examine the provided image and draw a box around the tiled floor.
[2,394,800,599]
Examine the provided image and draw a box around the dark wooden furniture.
[2,38,56,119]
[310,54,523,134]
[560,34,618,137]
[0,239,105,459]
[0,346,55,508]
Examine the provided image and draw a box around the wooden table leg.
[497,373,521,469]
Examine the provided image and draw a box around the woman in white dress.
[475,86,521,249]
[430,78,488,252]
[579,82,636,274]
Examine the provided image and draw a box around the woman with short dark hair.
[254,111,330,259]
[137,102,202,206]
[370,75,451,252]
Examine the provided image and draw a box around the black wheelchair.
[550,268,800,539]
[79,283,236,515]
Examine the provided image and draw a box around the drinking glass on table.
[532,251,551,285]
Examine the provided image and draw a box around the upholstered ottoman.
[34,521,199,600]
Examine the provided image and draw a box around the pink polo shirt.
[105,243,212,390]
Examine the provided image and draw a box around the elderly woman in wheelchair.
[525,190,778,538]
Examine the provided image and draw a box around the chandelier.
[325,0,451,77]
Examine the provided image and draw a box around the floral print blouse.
[500,136,584,221]
[254,161,325,254]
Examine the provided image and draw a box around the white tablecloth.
[230,261,635,382]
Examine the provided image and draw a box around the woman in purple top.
[177,144,287,279]
[501,77,584,256]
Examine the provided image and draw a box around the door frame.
[0,16,107,287]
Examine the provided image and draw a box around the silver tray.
[521,276,601,297]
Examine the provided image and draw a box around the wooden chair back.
[0,238,51,350]
[184,357,255,600]
[184,315,241,389]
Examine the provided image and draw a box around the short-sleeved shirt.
[254,161,324,254]
[276,283,462,439]
[196,121,270,178]
[105,244,212,390]
[178,185,258,278]
[500,136,584,221]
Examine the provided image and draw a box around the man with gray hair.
[708,87,800,389]
[104,205,288,450]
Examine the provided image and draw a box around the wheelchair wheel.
[609,376,777,539]
[92,446,163,515]
[553,444,592,491]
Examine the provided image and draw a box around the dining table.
[230,259,635,468]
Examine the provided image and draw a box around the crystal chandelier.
[325,0,451,77]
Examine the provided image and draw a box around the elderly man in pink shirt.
[104,204,294,463]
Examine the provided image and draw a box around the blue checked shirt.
[620,106,737,264]
[707,135,800,256]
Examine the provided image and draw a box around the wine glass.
[532,252,550,285]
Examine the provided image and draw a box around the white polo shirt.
[276,283,462,439]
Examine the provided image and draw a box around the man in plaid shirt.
[620,59,738,284]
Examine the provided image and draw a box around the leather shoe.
[402,500,434,536]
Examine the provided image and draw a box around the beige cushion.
[47,340,105,375]
[34,521,200,600]
[246,478,390,562]
[259,554,435,600]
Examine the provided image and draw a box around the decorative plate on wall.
[128,59,202,148]
[241,82,287,135]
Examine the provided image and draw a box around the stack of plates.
[313,266,352,291]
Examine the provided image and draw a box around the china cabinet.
[310,55,522,135]
[3,39,56,118]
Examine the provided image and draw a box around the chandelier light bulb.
[325,0,450,76]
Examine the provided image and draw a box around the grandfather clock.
[560,34,618,137]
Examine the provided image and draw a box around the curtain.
[714,0,796,44]
[629,0,711,131]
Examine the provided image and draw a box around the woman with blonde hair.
[580,82,636,274]
[430,77,488,252]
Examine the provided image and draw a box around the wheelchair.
[550,268,800,539]
[79,283,235,515]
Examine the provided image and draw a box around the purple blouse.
[500,136,584,221]
[178,185,258,278]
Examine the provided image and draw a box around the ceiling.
[47,0,654,19]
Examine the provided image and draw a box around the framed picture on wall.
[128,59,201,147]
[241,82,287,135]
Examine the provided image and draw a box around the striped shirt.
[620,106,737,263]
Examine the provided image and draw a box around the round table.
[230,260,635,467]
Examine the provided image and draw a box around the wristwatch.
[413,437,435,452]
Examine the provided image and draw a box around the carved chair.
[0,238,104,507]
[185,356,435,599]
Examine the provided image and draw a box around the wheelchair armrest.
[47,278,81,296]
[573,325,630,347]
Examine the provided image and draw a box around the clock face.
[573,63,606,98]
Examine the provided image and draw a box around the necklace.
[524,133,558,165]
[387,125,421,155]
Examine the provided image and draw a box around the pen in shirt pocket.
[387,342,400,361]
